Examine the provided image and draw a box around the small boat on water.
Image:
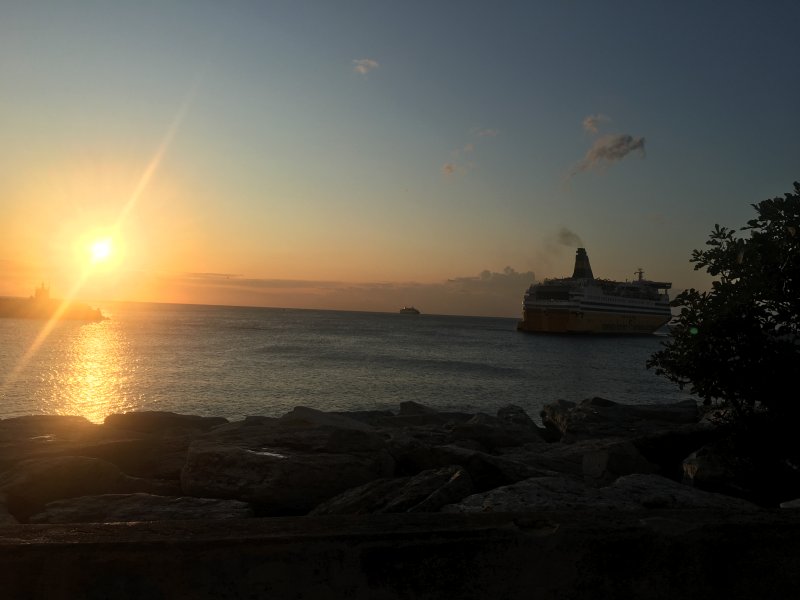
[517,248,671,334]
[399,306,420,315]
[0,283,105,321]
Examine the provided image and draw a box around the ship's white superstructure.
[517,248,671,334]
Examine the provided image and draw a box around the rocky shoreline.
[2,399,799,598]
[1,397,790,523]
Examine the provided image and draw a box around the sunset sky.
[1,1,798,316]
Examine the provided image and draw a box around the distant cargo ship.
[399,306,420,314]
[517,248,671,334]
[0,284,105,321]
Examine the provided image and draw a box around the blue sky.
[1,1,798,315]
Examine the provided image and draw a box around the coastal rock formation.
[29,493,253,523]
[181,407,395,514]
[540,396,701,442]
[0,455,179,521]
[104,411,228,435]
[539,396,717,481]
[2,400,800,599]
[442,473,758,513]
[182,440,394,514]
[310,465,474,515]
[0,397,782,524]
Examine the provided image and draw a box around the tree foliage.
[648,182,800,423]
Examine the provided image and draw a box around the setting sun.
[83,232,126,276]
[90,238,113,263]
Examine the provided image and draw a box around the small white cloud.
[352,58,379,75]
[582,114,610,134]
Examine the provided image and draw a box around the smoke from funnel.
[558,227,584,247]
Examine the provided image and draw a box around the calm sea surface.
[0,302,694,424]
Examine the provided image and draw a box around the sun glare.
[81,232,126,274]
[90,238,113,264]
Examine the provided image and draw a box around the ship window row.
[534,289,571,301]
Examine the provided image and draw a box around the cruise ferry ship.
[517,248,671,334]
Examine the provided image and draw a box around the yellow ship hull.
[516,308,670,334]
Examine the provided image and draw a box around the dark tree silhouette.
[648,182,800,426]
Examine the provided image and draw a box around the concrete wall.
[1,510,799,599]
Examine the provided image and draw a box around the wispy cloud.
[569,115,646,177]
[352,58,379,75]
[441,127,499,177]
[167,268,534,317]
[474,128,499,137]
[447,266,532,294]
[574,133,646,173]
[582,114,609,134]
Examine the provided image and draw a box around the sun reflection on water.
[40,318,138,423]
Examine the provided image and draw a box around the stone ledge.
[1,510,799,599]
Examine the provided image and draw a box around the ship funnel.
[571,248,594,279]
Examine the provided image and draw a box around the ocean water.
[0,302,694,424]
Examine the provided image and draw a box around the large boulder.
[608,474,759,511]
[104,411,228,435]
[278,406,375,431]
[0,415,95,442]
[451,412,547,451]
[65,437,195,480]
[442,475,627,512]
[385,435,554,491]
[367,401,474,429]
[428,445,553,491]
[180,408,396,514]
[0,415,100,471]
[632,423,719,481]
[198,408,387,455]
[0,456,179,521]
[540,397,700,442]
[310,465,474,515]
[537,397,712,482]
[181,441,394,514]
[0,414,199,481]
[504,437,659,485]
[442,473,759,513]
[683,443,741,495]
[683,439,800,507]
[29,493,254,523]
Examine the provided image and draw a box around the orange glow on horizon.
[2,88,195,395]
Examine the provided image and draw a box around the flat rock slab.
[181,441,394,514]
[541,397,700,442]
[1,511,799,599]
[443,473,759,513]
[29,493,253,523]
[0,456,179,521]
[311,465,474,515]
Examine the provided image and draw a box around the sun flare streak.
[115,90,194,227]
[1,84,198,395]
